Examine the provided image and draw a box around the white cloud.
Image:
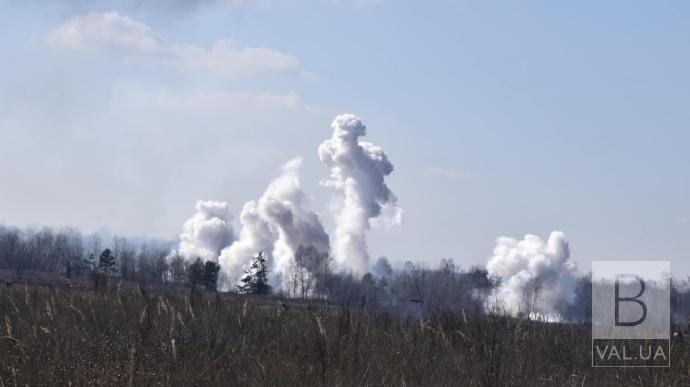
[146,90,304,112]
[144,39,300,79]
[45,12,302,80]
[44,0,374,12]
[27,0,283,17]
[45,12,164,53]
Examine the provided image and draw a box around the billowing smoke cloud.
[218,200,276,282]
[218,157,329,285]
[486,231,577,317]
[257,158,330,279]
[175,114,398,287]
[318,114,403,276]
[177,200,235,260]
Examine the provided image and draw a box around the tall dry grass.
[0,284,688,386]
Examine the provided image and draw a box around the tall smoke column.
[318,114,403,276]
[486,231,577,317]
[218,157,329,286]
[177,200,235,261]
[218,200,276,284]
[257,157,330,280]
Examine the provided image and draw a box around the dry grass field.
[0,284,688,386]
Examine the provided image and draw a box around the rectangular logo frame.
[591,260,671,368]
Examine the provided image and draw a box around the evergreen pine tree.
[98,248,117,276]
[202,261,221,292]
[185,257,205,289]
[238,252,271,295]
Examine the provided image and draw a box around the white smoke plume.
[257,157,330,279]
[218,157,329,286]
[486,231,577,317]
[218,200,276,283]
[177,200,235,261]
[318,114,403,276]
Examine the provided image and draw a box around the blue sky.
[0,0,688,274]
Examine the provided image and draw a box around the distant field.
[0,284,688,386]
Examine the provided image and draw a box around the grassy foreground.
[0,284,688,386]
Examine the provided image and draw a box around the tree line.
[0,225,180,286]
[1,224,690,322]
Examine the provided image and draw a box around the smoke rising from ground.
[171,115,577,318]
[172,114,401,288]
[218,157,329,286]
[318,114,403,276]
[256,158,330,280]
[218,200,276,284]
[177,200,235,261]
[486,231,577,317]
